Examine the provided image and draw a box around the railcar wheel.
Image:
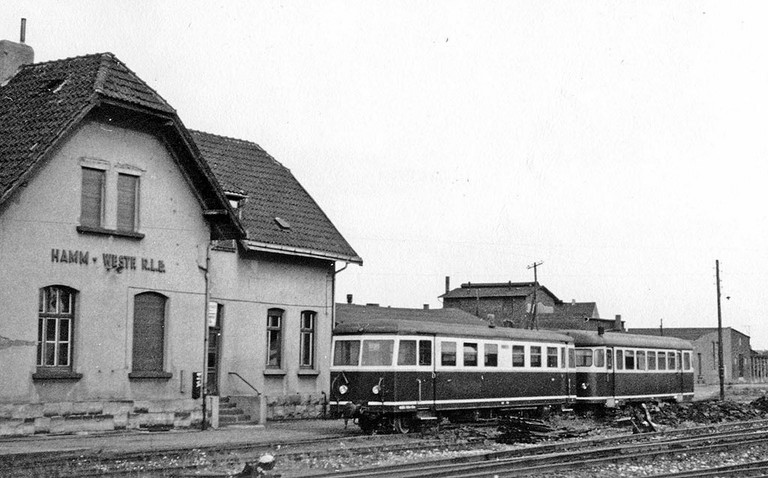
[393,415,414,434]
[358,416,377,435]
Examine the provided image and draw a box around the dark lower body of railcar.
[574,371,694,407]
[330,370,574,433]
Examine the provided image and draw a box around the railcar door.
[606,348,616,406]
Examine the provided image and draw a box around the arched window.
[300,311,317,369]
[132,292,167,373]
[266,308,284,368]
[37,286,76,369]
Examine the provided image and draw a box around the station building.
[0,38,360,435]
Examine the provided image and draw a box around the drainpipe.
[200,242,212,430]
[332,262,348,328]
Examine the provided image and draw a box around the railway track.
[307,419,768,478]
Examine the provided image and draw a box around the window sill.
[297,369,320,376]
[32,370,83,381]
[77,225,145,240]
[263,369,286,376]
[129,371,173,380]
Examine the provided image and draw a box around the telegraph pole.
[716,260,725,401]
[527,261,543,330]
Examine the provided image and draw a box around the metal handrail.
[228,372,261,395]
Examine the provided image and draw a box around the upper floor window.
[132,292,167,374]
[80,168,105,227]
[37,286,76,369]
[299,311,316,369]
[117,173,139,232]
[267,309,283,368]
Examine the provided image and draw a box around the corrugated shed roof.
[191,130,361,264]
[628,328,747,341]
[336,303,487,326]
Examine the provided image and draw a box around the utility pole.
[716,260,725,401]
[527,261,543,330]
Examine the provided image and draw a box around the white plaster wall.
[210,249,334,401]
[0,118,211,404]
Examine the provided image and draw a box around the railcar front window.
[464,343,478,366]
[530,346,542,367]
[616,350,624,370]
[658,352,667,370]
[333,340,360,366]
[625,350,635,370]
[361,340,394,366]
[512,345,525,367]
[485,343,498,367]
[668,352,676,370]
[683,351,691,371]
[575,349,593,367]
[419,340,432,366]
[648,351,657,370]
[547,347,558,368]
[398,340,417,366]
[594,349,605,367]
[606,350,613,370]
[637,351,646,370]
[569,348,575,368]
[441,342,457,366]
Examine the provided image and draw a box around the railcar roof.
[561,330,693,350]
[334,319,574,343]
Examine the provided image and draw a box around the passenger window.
[569,348,575,368]
[683,351,691,371]
[606,349,613,370]
[512,345,525,367]
[668,352,676,371]
[576,349,593,367]
[616,350,624,370]
[485,343,498,367]
[397,340,417,366]
[561,347,566,368]
[677,352,682,370]
[464,343,478,367]
[625,350,635,370]
[594,349,605,368]
[547,347,558,368]
[419,340,432,366]
[658,352,667,370]
[647,351,657,370]
[530,346,542,367]
[636,351,646,370]
[441,341,457,366]
[361,340,394,366]
[333,340,360,366]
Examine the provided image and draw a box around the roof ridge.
[19,51,112,70]
[99,54,175,113]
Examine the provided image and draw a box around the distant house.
[440,281,621,331]
[627,328,754,384]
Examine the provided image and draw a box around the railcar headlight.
[371,385,381,395]
[338,384,349,395]
[581,383,588,390]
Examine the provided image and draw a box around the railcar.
[330,319,576,433]
[563,329,695,407]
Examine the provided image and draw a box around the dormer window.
[274,216,291,231]
[225,192,247,219]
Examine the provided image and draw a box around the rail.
[228,372,261,395]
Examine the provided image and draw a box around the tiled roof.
[540,302,599,320]
[0,53,175,203]
[191,130,362,264]
[440,281,561,303]
[336,303,486,326]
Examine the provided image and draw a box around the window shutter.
[117,174,138,231]
[81,168,104,226]
[132,293,166,372]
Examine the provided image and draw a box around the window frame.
[266,308,284,369]
[299,310,316,369]
[129,291,171,379]
[116,172,140,232]
[80,167,105,228]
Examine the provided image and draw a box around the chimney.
[597,326,605,335]
[445,276,450,294]
[346,294,353,304]
[614,314,623,331]
[423,304,429,310]
[1,19,34,85]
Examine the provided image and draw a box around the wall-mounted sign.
[50,248,165,274]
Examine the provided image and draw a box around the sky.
[4,2,768,346]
